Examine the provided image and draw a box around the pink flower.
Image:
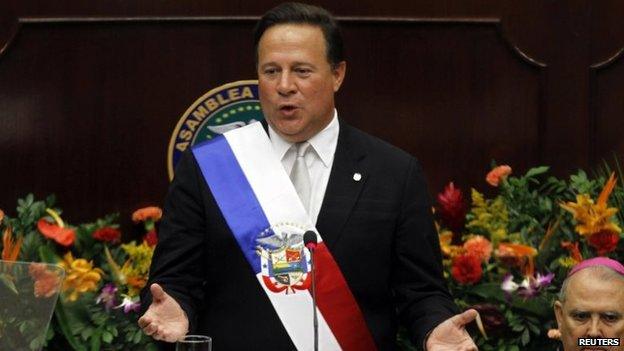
[96,283,118,311]
[486,165,512,187]
[501,274,519,294]
[504,272,554,299]
[116,295,140,314]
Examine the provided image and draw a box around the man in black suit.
[139,3,478,350]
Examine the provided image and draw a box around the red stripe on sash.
[314,242,377,351]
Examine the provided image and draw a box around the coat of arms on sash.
[256,224,312,294]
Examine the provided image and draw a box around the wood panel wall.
[1,1,624,229]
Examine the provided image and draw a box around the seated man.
[554,257,624,351]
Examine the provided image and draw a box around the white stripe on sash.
[224,123,341,350]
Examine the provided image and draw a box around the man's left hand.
[425,309,478,351]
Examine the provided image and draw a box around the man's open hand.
[138,283,189,342]
[426,309,478,351]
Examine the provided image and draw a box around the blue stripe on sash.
[192,137,268,274]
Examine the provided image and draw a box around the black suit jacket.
[142,120,457,350]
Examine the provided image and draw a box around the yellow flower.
[120,241,154,297]
[467,189,509,245]
[558,256,579,268]
[58,252,103,302]
[439,231,464,258]
[560,173,621,237]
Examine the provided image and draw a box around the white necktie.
[290,142,312,212]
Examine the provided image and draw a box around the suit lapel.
[316,122,367,249]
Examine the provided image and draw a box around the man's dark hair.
[253,2,344,68]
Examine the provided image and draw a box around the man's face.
[257,24,346,143]
[555,270,624,351]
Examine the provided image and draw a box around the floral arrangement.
[3,161,623,350]
[0,195,159,350]
[435,163,624,350]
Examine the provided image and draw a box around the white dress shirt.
[268,110,339,226]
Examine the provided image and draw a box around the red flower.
[588,230,620,255]
[93,227,121,243]
[37,219,75,247]
[143,229,158,247]
[451,253,483,284]
[437,182,467,238]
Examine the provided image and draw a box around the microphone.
[303,230,319,351]
[304,230,318,250]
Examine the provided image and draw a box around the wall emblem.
[167,80,262,179]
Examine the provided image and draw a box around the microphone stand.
[309,247,318,351]
[304,230,319,351]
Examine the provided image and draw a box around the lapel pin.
[353,173,362,181]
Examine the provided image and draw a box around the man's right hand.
[138,283,189,342]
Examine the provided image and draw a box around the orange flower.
[2,227,22,262]
[29,263,62,298]
[132,206,162,223]
[560,173,621,237]
[486,165,512,187]
[37,219,75,247]
[126,276,147,291]
[464,235,493,262]
[561,241,583,263]
[0,209,4,224]
[495,242,537,276]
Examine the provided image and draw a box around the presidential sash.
[192,122,376,351]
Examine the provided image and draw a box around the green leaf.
[524,166,549,178]
[38,245,61,264]
[510,296,553,318]
[81,327,94,340]
[466,283,506,302]
[54,301,88,351]
[511,324,524,332]
[527,322,541,334]
[521,328,530,345]
[90,326,103,351]
[102,331,113,343]
[45,194,57,207]
[0,273,18,295]
[133,329,143,344]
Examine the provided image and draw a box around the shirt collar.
[268,109,339,168]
